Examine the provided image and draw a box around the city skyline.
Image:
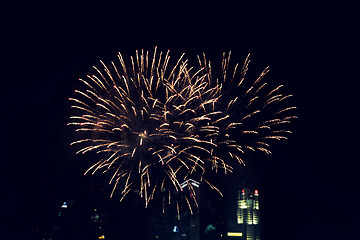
[28,170,264,239]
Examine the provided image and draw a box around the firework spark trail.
[69,47,221,211]
[196,52,297,166]
[69,47,296,215]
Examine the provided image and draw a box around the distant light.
[205,224,216,233]
[227,232,242,237]
[191,181,200,188]
[180,179,200,189]
[173,226,178,232]
[61,202,67,208]
[255,190,259,195]
[242,189,245,194]
[98,235,105,239]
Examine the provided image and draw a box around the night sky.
[3,2,359,239]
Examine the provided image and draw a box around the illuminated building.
[235,188,260,240]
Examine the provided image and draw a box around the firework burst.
[68,47,296,214]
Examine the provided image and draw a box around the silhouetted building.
[182,179,200,240]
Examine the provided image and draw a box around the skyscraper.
[236,189,260,240]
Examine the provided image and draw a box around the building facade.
[235,188,261,240]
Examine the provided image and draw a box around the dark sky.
[3,2,359,239]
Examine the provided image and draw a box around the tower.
[181,179,200,240]
[236,189,260,240]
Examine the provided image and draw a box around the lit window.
[227,232,242,237]
[238,200,247,209]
